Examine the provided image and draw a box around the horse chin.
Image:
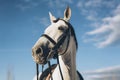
[38,60,47,65]
[32,55,47,65]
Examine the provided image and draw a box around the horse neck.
[59,36,78,80]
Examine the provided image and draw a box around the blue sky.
[0,0,120,80]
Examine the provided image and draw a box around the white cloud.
[84,0,115,9]
[17,0,73,11]
[83,65,120,80]
[47,0,73,8]
[17,0,73,17]
[85,0,102,8]
[48,0,64,8]
[16,4,31,11]
[86,15,98,21]
[84,66,120,74]
[77,1,83,8]
[85,4,120,48]
[16,0,41,11]
[77,0,118,22]
[77,0,101,21]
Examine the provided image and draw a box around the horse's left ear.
[64,6,71,21]
[49,12,56,23]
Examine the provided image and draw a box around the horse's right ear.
[64,6,71,21]
[49,12,56,23]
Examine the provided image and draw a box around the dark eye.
[58,26,65,31]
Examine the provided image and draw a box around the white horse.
[32,7,83,80]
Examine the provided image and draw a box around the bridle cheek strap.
[41,34,57,45]
[41,29,70,57]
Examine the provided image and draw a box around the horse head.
[32,7,72,64]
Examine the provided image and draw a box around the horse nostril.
[36,47,42,54]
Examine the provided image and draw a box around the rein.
[36,20,71,80]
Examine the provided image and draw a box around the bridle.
[36,19,72,80]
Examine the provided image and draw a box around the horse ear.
[49,12,56,23]
[64,6,71,21]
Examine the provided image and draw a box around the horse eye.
[58,26,64,31]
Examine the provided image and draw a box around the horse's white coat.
[52,56,70,80]
[32,7,81,80]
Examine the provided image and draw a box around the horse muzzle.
[32,47,48,64]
